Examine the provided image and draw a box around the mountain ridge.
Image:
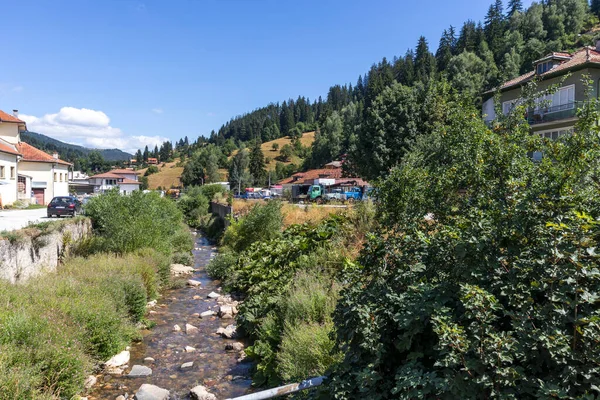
[21,131,132,162]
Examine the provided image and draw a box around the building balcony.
[526,102,580,125]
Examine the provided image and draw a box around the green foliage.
[144,165,159,176]
[206,251,239,280]
[278,144,294,162]
[249,140,267,185]
[178,186,210,226]
[221,201,283,253]
[0,250,167,398]
[330,97,600,398]
[181,144,223,186]
[84,189,187,254]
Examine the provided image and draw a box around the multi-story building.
[0,109,71,206]
[482,44,600,139]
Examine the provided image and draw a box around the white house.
[0,109,72,206]
[89,169,141,195]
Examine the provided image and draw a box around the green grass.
[0,249,169,399]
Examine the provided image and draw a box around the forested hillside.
[148,0,600,187]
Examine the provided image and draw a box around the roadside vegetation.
[0,189,191,399]
[207,200,375,386]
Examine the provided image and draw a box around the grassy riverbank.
[0,190,193,399]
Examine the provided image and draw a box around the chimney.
[12,110,18,118]
[52,152,59,160]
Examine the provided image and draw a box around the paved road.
[0,208,61,232]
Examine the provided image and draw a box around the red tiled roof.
[278,168,343,185]
[109,169,140,175]
[0,110,25,124]
[492,47,600,93]
[0,138,21,156]
[335,178,369,187]
[121,178,141,185]
[89,172,122,179]
[16,142,72,165]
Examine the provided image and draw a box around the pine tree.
[135,149,143,165]
[143,145,149,162]
[456,20,477,53]
[414,36,436,83]
[484,0,506,62]
[248,140,266,186]
[507,0,523,17]
[153,145,159,158]
[593,0,600,17]
[436,27,456,72]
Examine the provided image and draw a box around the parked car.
[47,196,82,218]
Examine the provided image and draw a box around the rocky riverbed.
[88,233,253,400]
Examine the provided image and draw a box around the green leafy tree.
[330,93,600,399]
[228,148,251,194]
[271,142,279,152]
[279,144,294,162]
[309,111,344,168]
[448,51,487,102]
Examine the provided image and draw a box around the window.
[54,173,57,182]
[10,167,15,179]
[536,61,553,74]
[0,166,5,179]
[537,127,573,140]
[534,85,575,113]
[17,176,26,194]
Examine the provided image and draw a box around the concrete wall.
[0,218,92,284]
[0,152,18,205]
[210,202,232,228]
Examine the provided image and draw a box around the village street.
[0,208,60,232]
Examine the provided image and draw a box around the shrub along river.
[90,233,253,400]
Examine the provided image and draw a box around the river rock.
[185,346,196,352]
[218,305,233,319]
[190,385,217,400]
[171,264,195,275]
[181,361,194,370]
[191,312,200,317]
[186,323,199,334]
[187,279,202,287]
[225,342,245,352]
[200,310,215,318]
[146,300,157,308]
[173,324,181,332]
[193,295,201,300]
[144,357,155,363]
[216,324,237,339]
[128,365,152,377]
[116,396,125,400]
[84,375,97,389]
[207,292,220,299]
[134,383,169,400]
[105,351,130,368]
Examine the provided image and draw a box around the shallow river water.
[90,233,253,399]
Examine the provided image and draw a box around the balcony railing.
[526,102,579,125]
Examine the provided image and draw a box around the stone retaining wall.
[0,218,92,283]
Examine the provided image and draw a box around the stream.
[90,232,253,399]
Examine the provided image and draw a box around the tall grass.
[0,249,168,399]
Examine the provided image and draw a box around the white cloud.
[152,108,163,114]
[20,107,169,153]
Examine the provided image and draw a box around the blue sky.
[0,0,533,153]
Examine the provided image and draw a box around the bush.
[172,251,193,266]
[221,201,283,253]
[178,186,210,227]
[330,99,600,398]
[206,251,238,280]
[84,189,186,254]
[144,165,159,176]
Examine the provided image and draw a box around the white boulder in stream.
[187,279,202,287]
[134,383,169,400]
[186,323,199,334]
[207,291,220,299]
[171,264,195,275]
[200,310,216,318]
[181,361,194,370]
[218,305,234,319]
[217,324,237,339]
[105,351,130,368]
[190,385,217,400]
[128,365,152,377]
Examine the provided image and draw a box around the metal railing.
[226,376,326,400]
[526,102,579,125]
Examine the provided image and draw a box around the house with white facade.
[0,109,72,206]
[89,169,141,195]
